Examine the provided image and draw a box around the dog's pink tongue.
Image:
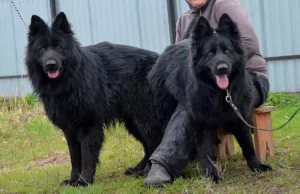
[47,71,59,79]
[216,74,229,90]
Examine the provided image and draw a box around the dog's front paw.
[211,174,222,183]
[73,180,90,187]
[60,179,90,187]
[251,163,273,172]
[60,179,77,186]
[205,167,222,183]
[207,171,222,183]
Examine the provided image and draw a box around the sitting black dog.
[145,14,272,187]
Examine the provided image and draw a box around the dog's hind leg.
[124,150,149,176]
[232,123,273,172]
[137,126,163,177]
[123,120,150,176]
[133,135,162,177]
[123,119,162,177]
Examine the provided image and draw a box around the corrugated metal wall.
[55,0,171,53]
[238,0,300,92]
[175,0,189,21]
[0,0,51,96]
[0,0,299,96]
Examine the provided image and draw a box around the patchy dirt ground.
[27,152,70,168]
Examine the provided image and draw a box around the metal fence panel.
[0,0,300,95]
[55,0,171,53]
[0,77,32,96]
[267,59,300,92]
[0,0,51,96]
[238,0,300,57]
[238,0,300,92]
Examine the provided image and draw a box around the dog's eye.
[208,52,215,57]
[56,45,63,50]
[225,50,231,55]
[39,48,46,54]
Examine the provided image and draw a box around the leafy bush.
[24,93,39,107]
[264,92,300,108]
[0,93,39,111]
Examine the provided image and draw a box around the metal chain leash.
[11,0,29,28]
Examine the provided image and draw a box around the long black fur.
[147,14,272,182]
[26,12,164,186]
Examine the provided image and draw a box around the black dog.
[147,14,272,182]
[25,12,164,186]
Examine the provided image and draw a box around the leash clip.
[225,89,231,102]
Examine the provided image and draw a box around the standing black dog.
[147,14,272,183]
[25,12,163,186]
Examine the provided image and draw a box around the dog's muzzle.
[216,63,228,75]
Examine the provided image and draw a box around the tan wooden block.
[216,132,235,157]
[252,111,275,161]
[253,106,276,113]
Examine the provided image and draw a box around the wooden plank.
[216,132,235,157]
[253,106,276,113]
[252,112,275,161]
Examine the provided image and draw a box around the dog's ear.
[191,16,214,43]
[190,17,213,65]
[28,15,47,39]
[52,12,73,34]
[216,13,240,40]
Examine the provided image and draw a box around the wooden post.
[252,106,276,161]
[216,132,235,157]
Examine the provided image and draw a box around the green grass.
[0,93,300,193]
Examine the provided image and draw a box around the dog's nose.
[217,63,228,73]
[45,60,57,68]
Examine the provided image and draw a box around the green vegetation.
[0,93,299,193]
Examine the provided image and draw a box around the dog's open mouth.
[46,68,63,79]
[47,70,60,79]
[215,74,229,90]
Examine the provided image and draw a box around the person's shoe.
[144,163,172,188]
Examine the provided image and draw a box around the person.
[144,0,270,187]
